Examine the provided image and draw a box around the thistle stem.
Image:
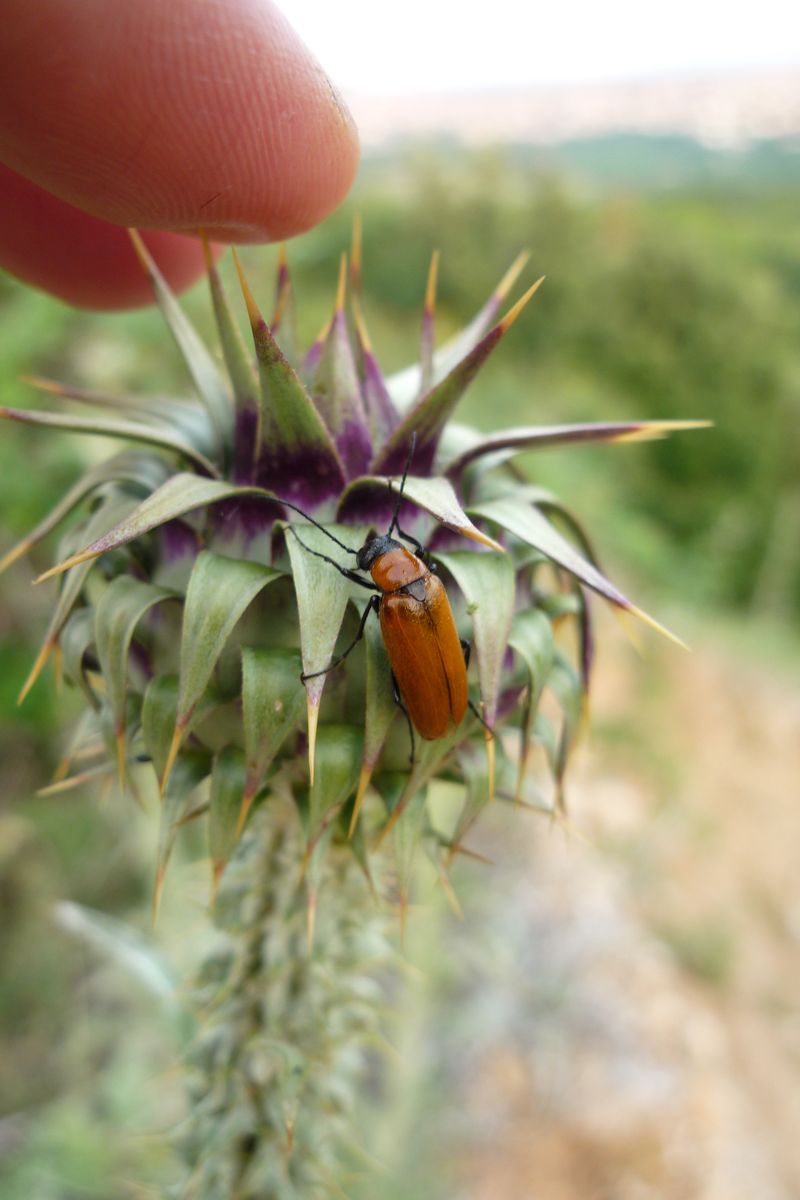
[174,796,387,1200]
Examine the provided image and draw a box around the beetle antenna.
[388,431,417,536]
[277,498,359,556]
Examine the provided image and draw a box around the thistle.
[1,224,702,1196]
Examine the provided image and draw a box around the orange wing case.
[379,573,468,740]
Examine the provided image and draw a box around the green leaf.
[233,252,346,499]
[163,552,281,789]
[59,607,100,711]
[0,405,219,477]
[241,647,306,827]
[377,722,466,846]
[339,474,504,553]
[373,276,543,473]
[0,451,170,576]
[203,242,259,418]
[37,473,285,583]
[95,576,178,778]
[23,375,216,452]
[209,747,248,895]
[508,609,556,800]
[373,773,428,920]
[546,651,584,797]
[449,742,493,853]
[509,609,556,704]
[436,549,515,725]
[51,708,104,785]
[129,230,231,453]
[350,615,397,835]
[19,492,139,704]
[311,262,371,476]
[285,522,368,780]
[470,494,683,646]
[306,724,363,844]
[142,675,179,781]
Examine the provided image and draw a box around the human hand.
[0,0,359,309]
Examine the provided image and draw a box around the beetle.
[281,436,477,748]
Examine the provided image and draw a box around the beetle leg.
[460,639,471,669]
[301,594,380,681]
[289,527,379,591]
[391,672,416,765]
[394,523,426,558]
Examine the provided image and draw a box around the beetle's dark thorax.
[356,534,401,573]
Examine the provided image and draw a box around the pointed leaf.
[339,474,504,552]
[444,420,713,478]
[36,473,286,583]
[95,576,178,762]
[508,609,556,800]
[241,647,306,824]
[449,742,493,855]
[270,244,298,361]
[19,493,138,704]
[154,756,210,919]
[165,552,281,785]
[285,523,368,778]
[59,608,100,711]
[52,708,104,785]
[201,239,261,479]
[306,724,363,844]
[547,651,583,769]
[436,549,515,726]
[509,609,556,701]
[373,276,543,474]
[209,747,248,891]
[541,651,584,812]
[233,252,346,504]
[392,785,428,900]
[470,494,683,644]
[350,615,396,835]
[203,241,258,407]
[129,230,231,451]
[377,722,466,846]
[351,302,398,445]
[373,773,427,915]
[0,406,219,477]
[23,376,216,450]
[311,257,371,477]
[419,250,440,397]
[142,675,180,781]
[386,251,530,410]
[0,452,170,577]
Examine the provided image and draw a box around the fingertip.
[0,165,216,309]
[0,0,360,241]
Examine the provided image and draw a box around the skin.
[0,0,359,309]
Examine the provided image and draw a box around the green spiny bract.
[2,228,698,1196]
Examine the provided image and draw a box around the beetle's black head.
[356,534,401,572]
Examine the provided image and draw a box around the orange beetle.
[285,440,471,745]
[353,535,468,740]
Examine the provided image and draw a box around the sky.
[282,0,800,93]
